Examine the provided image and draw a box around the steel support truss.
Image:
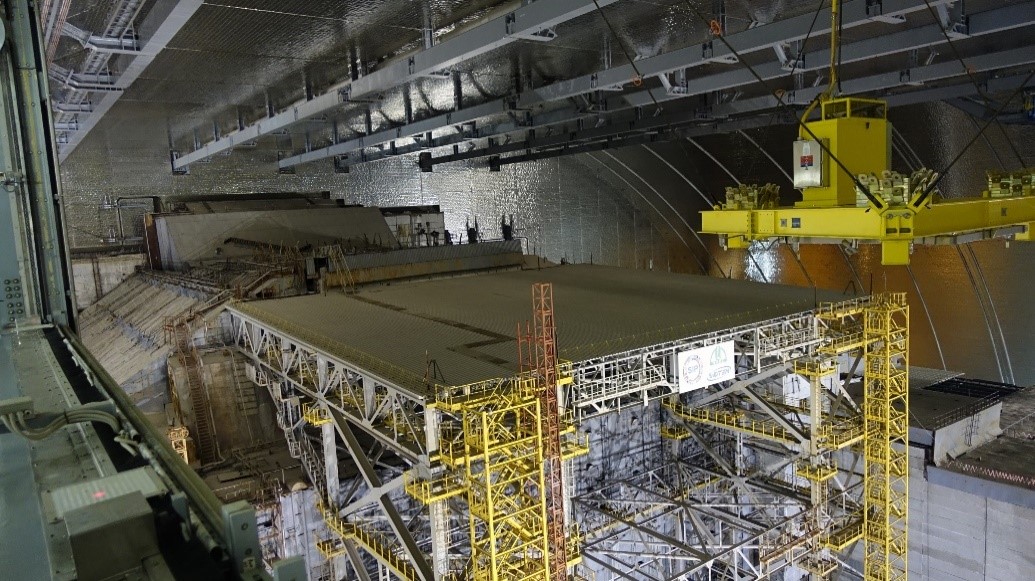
[565,306,820,422]
[618,294,908,581]
[226,291,905,580]
[172,0,622,170]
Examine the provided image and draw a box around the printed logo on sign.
[706,345,731,382]
[677,341,736,393]
[800,142,814,168]
[682,354,703,385]
[709,345,728,365]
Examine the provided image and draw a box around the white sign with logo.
[676,341,735,393]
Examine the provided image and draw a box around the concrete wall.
[842,445,1035,581]
[78,273,210,414]
[909,446,1035,581]
[169,348,281,458]
[932,403,1003,466]
[70,253,146,310]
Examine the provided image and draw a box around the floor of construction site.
[236,263,833,390]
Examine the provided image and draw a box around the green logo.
[710,345,728,365]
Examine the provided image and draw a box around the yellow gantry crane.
[700,1,1035,265]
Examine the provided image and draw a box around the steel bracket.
[866,1,907,24]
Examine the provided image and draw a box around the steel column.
[330,408,434,581]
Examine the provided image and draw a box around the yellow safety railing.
[403,470,466,504]
[818,297,868,320]
[793,358,838,376]
[821,330,870,354]
[315,537,347,559]
[318,502,420,581]
[566,525,584,567]
[816,417,865,449]
[560,432,590,460]
[302,402,331,426]
[824,517,864,551]
[665,401,797,444]
[795,462,838,482]
[660,425,692,440]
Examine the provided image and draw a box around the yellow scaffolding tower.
[406,285,587,580]
[436,381,552,581]
[663,293,908,580]
[863,293,909,581]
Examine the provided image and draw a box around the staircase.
[299,432,327,497]
[172,321,218,465]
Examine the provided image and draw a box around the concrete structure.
[70,252,146,310]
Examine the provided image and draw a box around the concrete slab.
[237,264,829,393]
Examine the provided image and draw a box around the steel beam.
[279,99,507,168]
[330,408,434,581]
[312,0,1035,171]
[279,0,955,169]
[62,21,141,54]
[522,0,949,106]
[882,71,1035,108]
[58,0,203,160]
[344,540,375,581]
[712,44,1035,117]
[421,47,1035,168]
[621,0,1035,108]
[173,0,621,169]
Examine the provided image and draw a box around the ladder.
[326,245,356,293]
[299,432,327,497]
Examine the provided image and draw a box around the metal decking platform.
[232,264,827,394]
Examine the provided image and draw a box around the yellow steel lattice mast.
[863,293,909,580]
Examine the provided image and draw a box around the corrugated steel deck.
[239,265,824,392]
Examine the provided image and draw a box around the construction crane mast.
[530,282,569,581]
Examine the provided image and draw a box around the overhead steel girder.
[520,0,950,106]
[173,0,622,169]
[884,71,1035,108]
[289,0,1024,170]
[712,44,1035,117]
[62,22,141,54]
[58,0,203,160]
[282,99,509,168]
[278,0,949,170]
[622,0,1035,108]
[420,47,1035,168]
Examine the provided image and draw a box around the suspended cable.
[677,0,885,209]
[786,0,827,83]
[590,0,663,111]
[913,67,1035,207]
[922,0,1026,168]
